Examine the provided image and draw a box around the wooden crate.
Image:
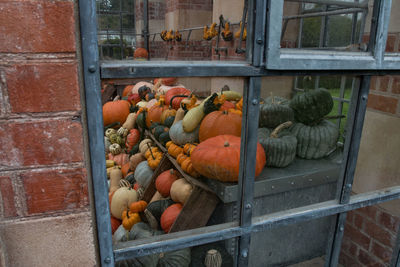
[142,146,219,233]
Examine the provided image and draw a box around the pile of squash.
[257,88,339,169]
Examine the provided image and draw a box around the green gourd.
[154,126,169,140]
[144,199,175,230]
[116,223,159,267]
[259,96,294,128]
[290,120,339,159]
[159,132,171,146]
[169,120,199,146]
[163,116,175,128]
[289,88,334,125]
[136,111,147,129]
[258,121,297,168]
[158,247,191,267]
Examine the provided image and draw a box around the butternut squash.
[109,168,123,193]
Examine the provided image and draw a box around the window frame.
[78,0,400,266]
[265,0,394,70]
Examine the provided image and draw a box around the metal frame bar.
[285,0,368,8]
[78,0,114,266]
[265,0,397,70]
[78,0,400,266]
[113,185,400,260]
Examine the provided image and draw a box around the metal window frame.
[265,0,394,70]
[78,0,400,266]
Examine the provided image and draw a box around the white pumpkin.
[110,187,138,219]
[169,120,199,146]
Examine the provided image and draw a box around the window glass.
[385,1,400,56]
[248,216,336,266]
[97,0,249,61]
[339,201,400,267]
[281,0,373,52]
[102,76,247,254]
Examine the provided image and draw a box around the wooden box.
[142,140,219,233]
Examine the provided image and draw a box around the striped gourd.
[259,96,294,128]
[290,120,339,159]
[257,121,297,168]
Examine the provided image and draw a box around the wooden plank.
[101,84,116,105]
[146,130,215,194]
[142,154,175,202]
[169,186,220,233]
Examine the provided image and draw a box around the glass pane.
[352,85,400,193]
[339,201,400,266]
[103,77,248,253]
[248,216,336,266]
[281,0,373,52]
[97,0,249,61]
[385,1,400,56]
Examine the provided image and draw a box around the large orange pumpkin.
[103,100,131,127]
[199,110,242,142]
[160,203,183,233]
[191,135,266,182]
[165,87,191,110]
[145,98,169,128]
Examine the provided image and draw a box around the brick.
[370,76,378,91]
[0,120,83,167]
[386,35,396,52]
[364,220,395,247]
[371,241,392,262]
[378,76,390,92]
[22,168,88,214]
[392,76,400,94]
[354,213,365,230]
[367,94,398,114]
[6,63,81,113]
[0,1,76,53]
[358,248,378,265]
[378,210,400,233]
[339,251,360,267]
[357,206,378,221]
[344,223,371,250]
[0,176,17,217]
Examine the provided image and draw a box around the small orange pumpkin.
[134,48,148,59]
[145,98,169,128]
[155,169,179,197]
[129,200,148,213]
[160,203,183,233]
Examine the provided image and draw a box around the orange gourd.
[145,97,169,128]
[122,209,141,230]
[125,129,140,152]
[160,203,183,233]
[129,200,148,213]
[108,153,129,166]
[198,110,242,142]
[176,153,188,165]
[167,141,183,158]
[165,87,191,110]
[121,162,131,178]
[102,100,131,127]
[191,135,266,182]
[183,143,197,156]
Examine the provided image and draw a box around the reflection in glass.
[282,0,372,52]
[96,0,248,61]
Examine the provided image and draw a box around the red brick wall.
[0,0,88,220]
[340,206,400,266]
